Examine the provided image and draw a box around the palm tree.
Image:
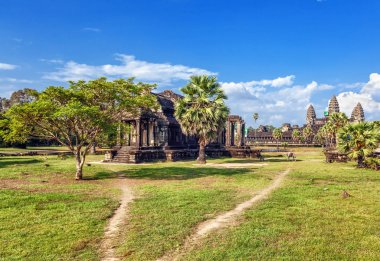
[175,75,229,164]
[337,122,380,167]
[302,126,313,144]
[327,112,349,146]
[272,128,283,151]
[292,129,301,144]
[252,112,259,144]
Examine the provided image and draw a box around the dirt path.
[157,168,291,261]
[100,177,134,261]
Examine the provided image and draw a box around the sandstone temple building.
[107,90,258,163]
[247,95,365,145]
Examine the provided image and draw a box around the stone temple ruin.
[106,90,260,163]
[247,95,365,144]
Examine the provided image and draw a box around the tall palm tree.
[252,112,259,143]
[175,75,229,164]
[272,128,283,151]
[302,126,313,144]
[327,112,349,146]
[338,122,380,167]
[292,129,301,143]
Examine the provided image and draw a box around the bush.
[364,157,380,171]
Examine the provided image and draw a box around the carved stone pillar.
[116,122,121,146]
[149,121,155,146]
[142,121,148,147]
[135,120,141,148]
[226,121,231,146]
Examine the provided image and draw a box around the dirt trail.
[157,168,291,261]
[100,177,134,261]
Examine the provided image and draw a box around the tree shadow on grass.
[264,158,302,162]
[0,158,42,168]
[91,166,255,181]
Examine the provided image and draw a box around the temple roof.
[350,102,365,122]
[328,95,340,115]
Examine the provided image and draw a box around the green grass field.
[1,148,380,260]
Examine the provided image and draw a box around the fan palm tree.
[175,75,229,164]
[338,122,380,167]
[292,129,301,143]
[302,126,313,144]
[272,128,283,151]
[327,112,349,146]
[252,112,259,144]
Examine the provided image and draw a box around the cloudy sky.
[1,0,380,127]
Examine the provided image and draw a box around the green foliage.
[281,142,289,149]
[302,126,313,143]
[272,128,282,141]
[2,77,157,178]
[252,112,259,122]
[337,122,380,167]
[292,129,301,142]
[175,75,229,162]
[365,157,380,170]
[321,112,349,147]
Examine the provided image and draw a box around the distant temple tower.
[350,102,365,122]
[328,95,340,115]
[306,104,316,126]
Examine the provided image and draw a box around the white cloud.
[221,76,326,126]
[39,58,64,64]
[337,73,380,120]
[43,54,216,85]
[319,84,334,90]
[83,27,101,32]
[0,63,17,70]
[221,75,295,96]
[0,78,33,84]
[337,82,365,89]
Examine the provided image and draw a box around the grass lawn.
[0,155,123,260]
[181,149,380,260]
[1,148,380,260]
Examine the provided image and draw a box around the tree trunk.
[75,151,86,180]
[90,142,96,154]
[357,155,365,168]
[197,139,206,164]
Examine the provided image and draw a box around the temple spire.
[350,102,365,122]
[328,95,340,116]
[306,104,316,126]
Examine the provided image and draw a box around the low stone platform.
[323,150,349,163]
[105,145,262,164]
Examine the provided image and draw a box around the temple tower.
[328,95,340,116]
[306,104,316,126]
[350,102,365,122]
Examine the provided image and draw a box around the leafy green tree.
[175,75,229,164]
[337,122,380,167]
[272,128,283,151]
[2,77,157,179]
[292,129,301,143]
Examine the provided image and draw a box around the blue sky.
[1,0,380,127]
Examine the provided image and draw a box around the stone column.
[236,121,241,146]
[116,122,121,146]
[135,120,141,148]
[240,122,245,146]
[142,121,148,147]
[226,121,231,146]
[149,121,155,146]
